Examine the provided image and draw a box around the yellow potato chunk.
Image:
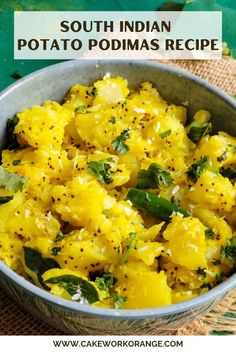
[51,175,108,228]
[15,101,72,149]
[116,269,172,309]
[189,171,236,212]
[163,216,207,270]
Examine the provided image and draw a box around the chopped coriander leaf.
[95,272,117,296]
[187,120,212,144]
[196,267,207,278]
[108,116,116,124]
[112,129,130,154]
[88,158,114,184]
[187,156,209,182]
[159,129,171,139]
[215,273,223,285]
[221,237,236,262]
[6,115,20,150]
[75,105,86,113]
[0,167,29,192]
[55,230,74,242]
[112,293,127,309]
[87,87,98,98]
[55,231,65,242]
[219,167,236,181]
[137,163,173,189]
[51,247,62,256]
[0,196,13,204]
[200,283,212,290]
[119,232,137,265]
[205,228,215,240]
[217,150,227,162]
[12,159,21,166]
[228,143,236,150]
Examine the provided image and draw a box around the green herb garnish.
[45,274,99,304]
[113,293,127,309]
[126,188,190,221]
[12,159,21,166]
[51,247,62,256]
[137,163,173,189]
[23,247,60,289]
[108,117,116,124]
[215,273,223,285]
[95,272,117,296]
[0,167,29,192]
[159,129,171,139]
[112,129,130,154]
[55,230,74,243]
[6,115,20,150]
[205,228,215,240]
[221,237,236,263]
[0,196,13,204]
[119,232,137,265]
[75,105,86,113]
[87,87,98,98]
[187,120,212,144]
[219,167,236,181]
[88,158,114,184]
[196,268,207,279]
[187,156,209,182]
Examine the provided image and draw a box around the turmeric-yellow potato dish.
[0,76,235,309]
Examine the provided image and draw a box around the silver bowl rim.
[0,59,236,320]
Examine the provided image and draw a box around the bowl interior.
[0,60,236,148]
[0,59,236,319]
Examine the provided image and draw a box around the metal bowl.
[0,60,235,335]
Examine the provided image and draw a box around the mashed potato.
[0,76,235,309]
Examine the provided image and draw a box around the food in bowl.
[0,75,235,310]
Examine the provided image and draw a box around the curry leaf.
[6,115,20,150]
[23,247,60,289]
[0,167,29,192]
[0,196,13,204]
[45,275,99,304]
[137,163,173,189]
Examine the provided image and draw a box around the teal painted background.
[0,0,235,91]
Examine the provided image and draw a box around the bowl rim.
[0,59,236,320]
